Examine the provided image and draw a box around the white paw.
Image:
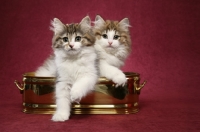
[70,89,82,103]
[112,73,127,87]
[51,112,70,122]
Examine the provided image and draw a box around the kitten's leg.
[52,82,71,122]
[100,61,127,87]
[70,75,97,102]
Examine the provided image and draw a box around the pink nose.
[108,42,113,45]
[69,45,74,48]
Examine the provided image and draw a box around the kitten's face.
[93,15,131,51]
[51,16,95,55]
[99,29,121,49]
[58,25,83,54]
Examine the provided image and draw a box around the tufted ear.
[118,18,131,32]
[93,15,106,30]
[50,18,65,35]
[79,16,91,32]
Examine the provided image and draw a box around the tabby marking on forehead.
[66,24,80,35]
[105,20,118,31]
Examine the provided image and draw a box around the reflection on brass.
[23,108,139,115]
[15,72,145,115]
[133,77,147,94]
[24,84,54,95]
[73,108,139,114]
[22,103,139,114]
[134,102,138,106]
[107,84,128,100]
[23,77,56,83]
[22,72,139,83]
[14,80,24,90]
[16,73,130,98]
[21,83,128,97]
[94,85,110,95]
[94,84,128,100]
[24,103,134,109]
[15,72,146,96]
[23,103,56,108]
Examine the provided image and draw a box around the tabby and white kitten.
[37,16,98,122]
[35,55,56,76]
[93,15,131,86]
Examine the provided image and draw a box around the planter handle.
[14,80,24,91]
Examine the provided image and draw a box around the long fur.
[36,16,98,122]
[35,55,56,76]
[93,15,131,86]
[35,15,131,121]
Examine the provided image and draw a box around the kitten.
[35,55,56,77]
[93,15,131,87]
[38,16,98,122]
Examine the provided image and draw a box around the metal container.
[15,72,146,114]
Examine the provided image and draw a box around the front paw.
[52,112,70,122]
[112,73,127,87]
[70,89,82,103]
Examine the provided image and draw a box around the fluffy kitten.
[37,16,98,122]
[93,15,131,87]
[35,55,56,77]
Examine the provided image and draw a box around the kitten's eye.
[63,37,68,42]
[75,36,81,42]
[102,34,108,39]
[113,35,119,40]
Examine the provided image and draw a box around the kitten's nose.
[69,45,74,49]
[108,41,113,45]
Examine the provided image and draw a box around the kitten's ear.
[94,15,105,29]
[79,16,91,32]
[50,18,65,35]
[118,18,131,32]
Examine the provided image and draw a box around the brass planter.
[15,72,146,114]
